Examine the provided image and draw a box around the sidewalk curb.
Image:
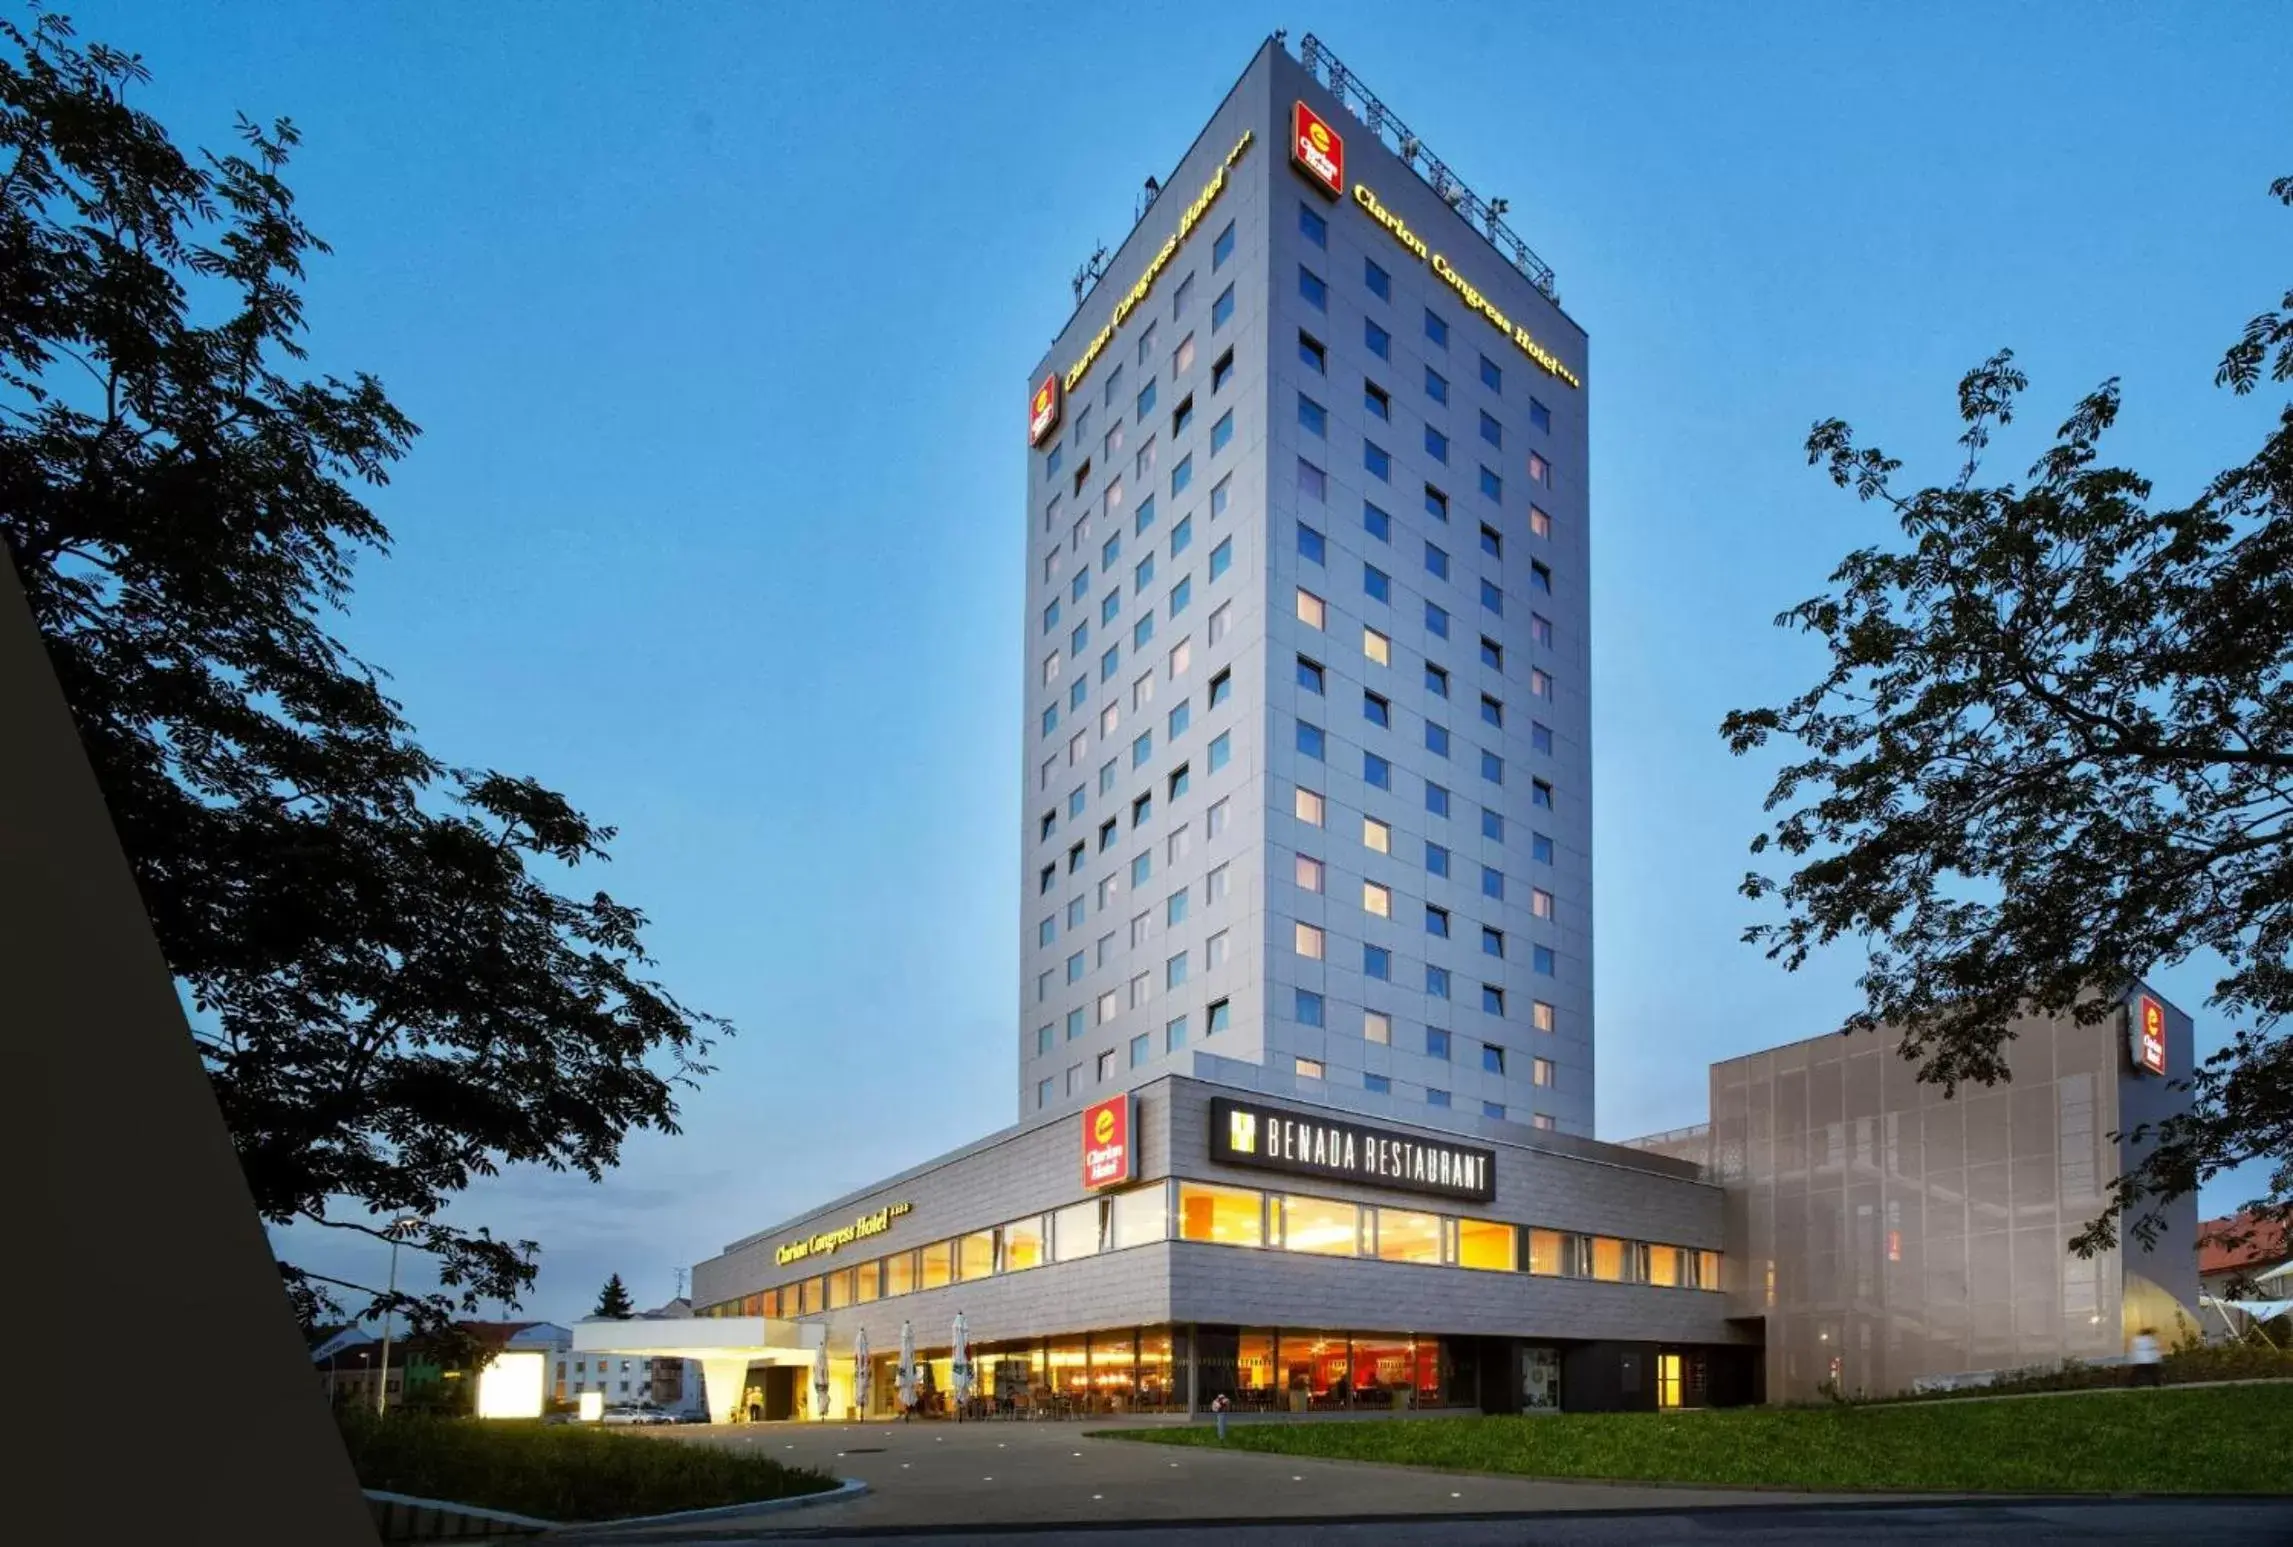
[547,1478,868,1535]
[365,1489,556,1539]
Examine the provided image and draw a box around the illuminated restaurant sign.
[774,1201,912,1267]
[1028,372,1062,448]
[1082,1093,1137,1189]
[1209,1096,1496,1204]
[2130,995,2167,1076]
[1350,181,1581,390]
[1055,128,1255,402]
[1291,100,1343,199]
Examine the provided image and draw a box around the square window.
[1364,751,1392,790]
[1167,1014,1189,1052]
[1207,863,1230,900]
[1212,284,1235,331]
[1296,989,1325,1028]
[1364,1010,1392,1044]
[1363,627,1391,666]
[1298,394,1327,438]
[1295,787,1326,826]
[1294,921,1325,959]
[1297,521,1326,563]
[1208,997,1232,1033]
[1482,926,1505,959]
[1295,853,1325,893]
[1425,425,1449,463]
[1211,411,1234,454]
[1531,667,1553,698]
[1135,494,1157,535]
[1209,668,1232,706]
[1169,577,1191,616]
[1297,655,1326,693]
[1167,699,1190,737]
[1424,484,1448,522]
[1213,221,1235,268]
[1173,454,1194,495]
[1530,397,1552,433]
[1133,612,1154,649]
[1298,331,1326,374]
[1366,1073,1392,1094]
[1532,886,1555,919]
[1295,720,1325,760]
[1531,830,1555,864]
[1133,552,1155,593]
[1208,731,1231,771]
[1426,1027,1452,1059]
[1363,501,1391,541]
[1481,806,1503,841]
[1299,201,1328,247]
[1209,537,1233,581]
[1530,504,1552,539]
[1363,881,1391,917]
[1299,265,1327,310]
[1171,514,1192,555]
[1481,524,1503,559]
[1166,950,1189,989]
[1137,378,1158,420]
[1425,721,1450,757]
[1479,409,1502,447]
[1481,635,1503,670]
[1532,999,1556,1033]
[1364,944,1391,980]
[1480,355,1502,392]
[1166,890,1190,929]
[1482,1040,1505,1072]
[1480,465,1502,502]
[1428,1087,1452,1107]
[1426,601,1450,639]
[1529,451,1550,484]
[1363,440,1391,482]
[1297,456,1327,500]
[1364,381,1390,422]
[1425,841,1451,878]
[1130,1033,1150,1068]
[1531,721,1553,755]
[1425,366,1448,404]
[1426,903,1450,938]
[1482,865,1505,901]
[1480,749,1503,784]
[1425,663,1450,697]
[1482,984,1505,1015]
[1365,317,1391,359]
[1425,781,1451,818]
[1211,476,1232,519]
[1174,333,1195,375]
[1365,257,1390,299]
[1172,395,1195,437]
[1363,691,1391,729]
[1363,815,1391,853]
[1364,565,1390,604]
[1425,542,1449,580]
[1131,850,1152,886]
[1297,588,1326,629]
[1480,578,1503,616]
[1425,308,1449,348]
[1173,273,1193,317]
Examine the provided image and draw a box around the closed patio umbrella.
[896,1319,917,1419]
[853,1328,872,1417]
[811,1336,831,1420]
[950,1310,972,1419]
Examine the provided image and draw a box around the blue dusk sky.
[67,1,2286,1321]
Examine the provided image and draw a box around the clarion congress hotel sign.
[1209,1097,1496,1204]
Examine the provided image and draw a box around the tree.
[0,9,729,1334]
[1722,174,2293,1257]
[593,1273,635,1320]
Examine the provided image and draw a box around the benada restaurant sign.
[774,1201,912,1267]
[1209,1096,1496,1204]
[1350,181,1581,390]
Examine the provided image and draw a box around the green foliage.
[1720,174,2293,1254]
[594,1273,635,1320]
[0,7,729,1333]
[1104,1383,2293,1493]
[1875,1344,2293,1403]
[336,1411,838,1523]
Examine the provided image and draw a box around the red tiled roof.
[2198,1212,2290,1276]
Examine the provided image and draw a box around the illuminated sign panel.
[1209,1096,1496,1203]
[774,1201,913,1267]
[1351,182,1581,390]
[1291,100,1343,199]
[1082,1093,1136,1189]
[1059,129,1255,397]
[2131,995,2167,1076]
[1028,372,1062,447]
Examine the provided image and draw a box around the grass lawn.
[1096,1383,2292,1495]
[337,1412,841,1523]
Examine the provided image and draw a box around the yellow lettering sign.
[773,1200,912,1267]
[1354,183,1580,390]
[1060,130,1255,397]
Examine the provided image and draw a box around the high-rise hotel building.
[658,37,2200,1423]
[1017,38,1591,1142]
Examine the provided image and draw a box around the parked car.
[600,1404,672,1426]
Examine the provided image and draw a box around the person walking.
[2128,1327,2163,1387]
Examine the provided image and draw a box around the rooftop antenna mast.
[1070,240,1109,307]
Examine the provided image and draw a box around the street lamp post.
[375,1216,422,1417]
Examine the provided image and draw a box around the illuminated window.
[1364,1009,1391,1044]
[1295,1055,1325,1079]
[1363,816,1391,854]
[1364,627,1391,666]
[1174,333,1195,375]
[884,1250,916,1296]
[1530,504,1552,538]
[1589,1236,1625,1282]
[1533,1057,1555,1087]
[1178,1181,1263,1246]
[1002,1216,1046,1273]
[1375,1207,1441,1263]
[1280,1195,1359,1255]
[1529,451,1550,484]
[1053,1199,1104,1261]
[1458,1218,1516,1272]
[1527,1228,1564,1275]
[1532,1000,1556,1033]
[1647,1245,1683,1288]
[1295,854,1325,893]
[1363,881,1392,917]
[1295,787,1326,826]
[921,1241,954,1290]
[957,1229,994,1282]
[1294,921,1325,960]
[1297,588,1326,629]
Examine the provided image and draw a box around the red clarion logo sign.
[1081,1093,1135,1189]
[1291,100,1343,199]
[2135,995,2167,1076]
[1028,372,1062,447]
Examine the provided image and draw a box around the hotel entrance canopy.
[571,1316,825,1423]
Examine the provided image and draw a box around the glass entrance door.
[1657,1353,1684,1409]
